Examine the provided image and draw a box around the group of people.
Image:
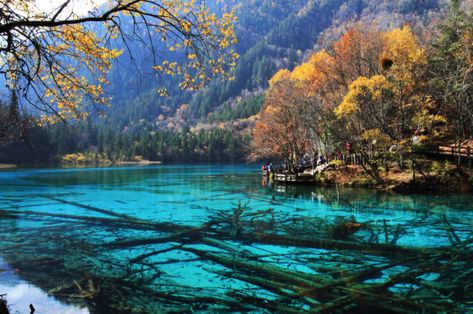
[261,162,273,173]
[262,155,328,175]
[298,155,326,170]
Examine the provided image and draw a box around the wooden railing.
[263,144,473,181]
[434,145,473,158]
[336,144,473,166]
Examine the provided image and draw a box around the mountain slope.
[0,0,451,164]
[104,0,446,130]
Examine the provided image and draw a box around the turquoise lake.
[0,165,472,313]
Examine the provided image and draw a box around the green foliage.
[0,120,249,164]
[210,94,265,122]
[428,0,473,141]
[430,161,446,174]
[398,0,438,14]
[189,43,278,118]
[329,160,344,168]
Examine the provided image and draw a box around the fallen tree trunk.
[183,247,329,288]
[0,209,188,233]
[104,222,215,249]
[249,233,435,256]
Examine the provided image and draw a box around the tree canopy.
[251,0,472,176]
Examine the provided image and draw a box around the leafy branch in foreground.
[0,0,238,127]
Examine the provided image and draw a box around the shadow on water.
[22,166,174,186]
[262,181,473,215]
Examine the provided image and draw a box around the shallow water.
[0,164,472,312]
[0,258,89,314]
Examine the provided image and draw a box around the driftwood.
[0,200,472,313]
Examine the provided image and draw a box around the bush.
[430,161,443,174]
[329,160,344,168]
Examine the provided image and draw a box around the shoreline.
[114,160,162,166]
[2,161,471,194]
[0,161,162,170]
[59,160,162,167]
[0,164,17,169]
[306,165,473,194]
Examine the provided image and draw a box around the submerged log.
[183,247,329,288]
[1,201,472,314]
[0,296,9,314]
[230,292,310,314]
[104,222,215,249]
[249,233,434,256]
[0,209,188,233]
[215,270,304,300]
[43,197,135,220]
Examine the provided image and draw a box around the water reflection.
[0,258,89,314]
[0,165,472,312]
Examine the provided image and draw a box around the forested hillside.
[108,0,445,125]
[0,0,453,164]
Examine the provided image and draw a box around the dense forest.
[0,0,466,164]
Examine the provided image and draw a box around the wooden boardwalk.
[339,143,473,166]
[263,142,473,185]
[273,173,314,183]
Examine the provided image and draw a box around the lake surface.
[0,165,472,313]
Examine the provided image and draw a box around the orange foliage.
[252,23,432,164]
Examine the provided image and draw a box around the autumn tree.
[429,0,473,146]
[251,26,388,170]
[251,24,436,178]
[324,27,385,105]
[290,50,338,156]
[250,4,473,181]
[315,26,388,150]
[250,70,315,173]
[336,27,427,141]
[0,0,238,145]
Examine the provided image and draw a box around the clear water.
[0,165,472,312]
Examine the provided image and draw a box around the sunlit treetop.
[382,26,426,85]
[268,50,335,100]
[293,50,334,95]
[335,75,391,117]
[291,62,315,82]
[268,69,291,87]
[0,0,238,123]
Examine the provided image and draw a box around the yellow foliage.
[291,63,315,82]
[288,50,333,87]
[382,26,426,83]
[269,50,334,97]
[309,49,333,67]
[62,153,87,163]
[362,129,391,145]
[269,69,291,87]
[336,75,391,117]
[1,0,238,124]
